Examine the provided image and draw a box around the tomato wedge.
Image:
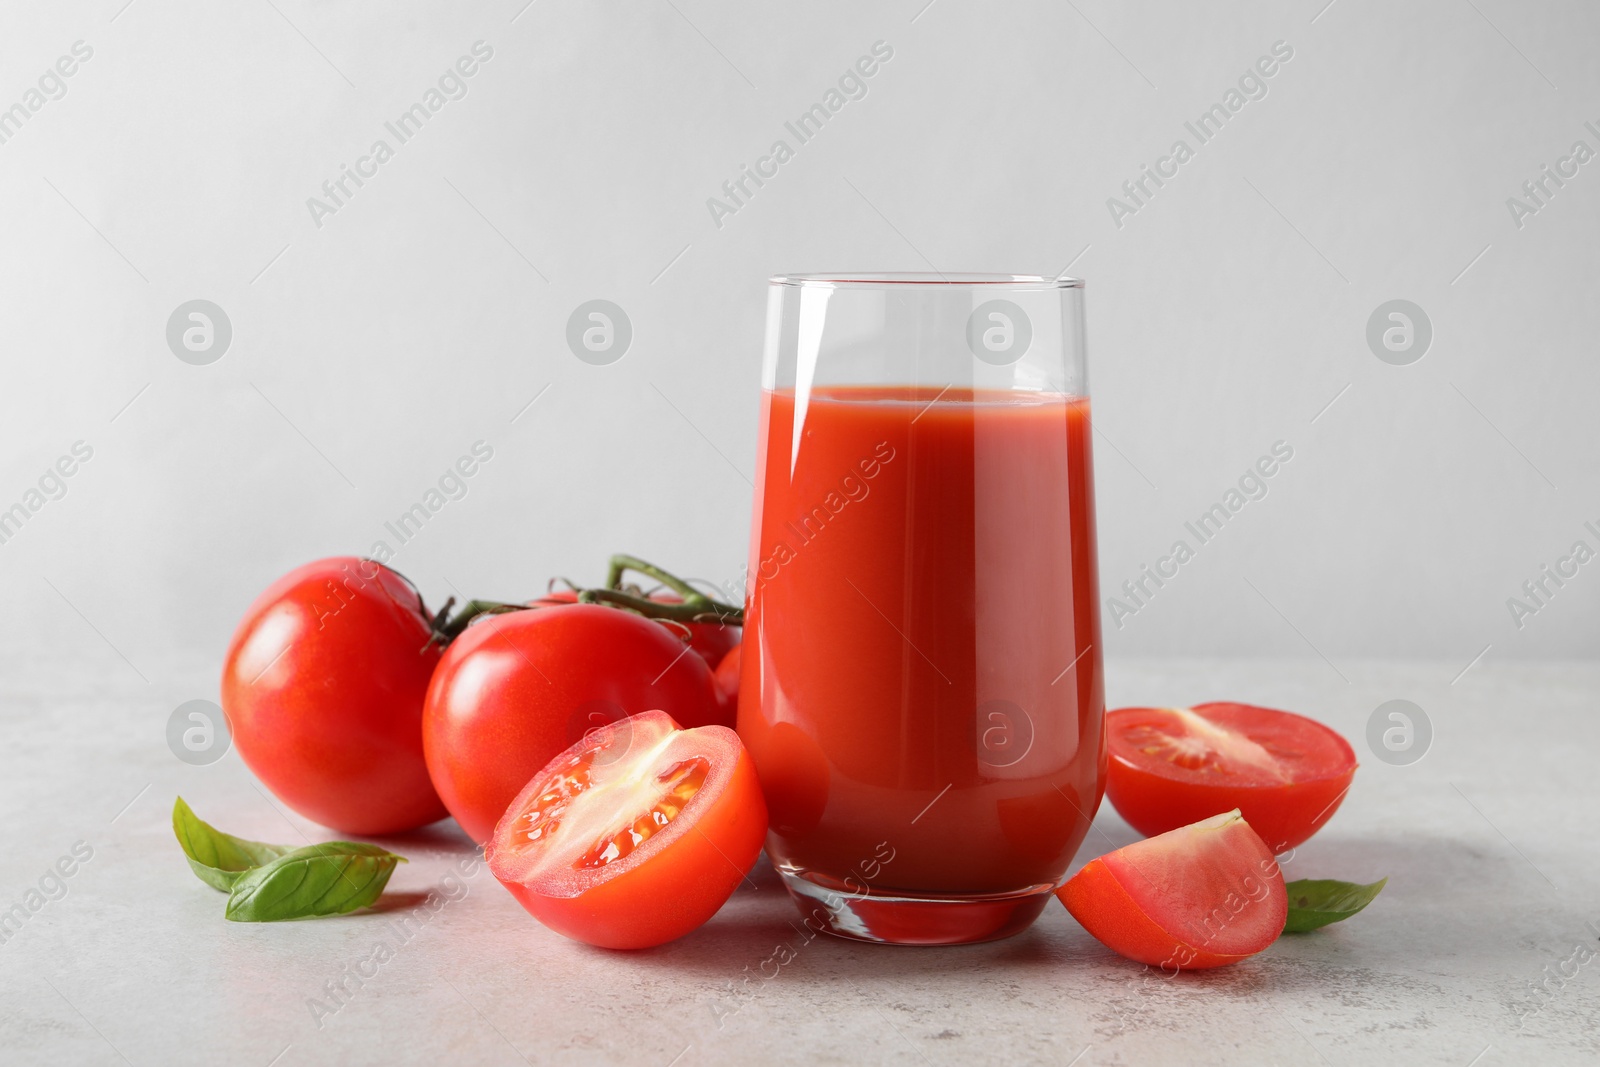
[1057,810,1286,970]
[486,710,767,949]
[1104,703,1357,853]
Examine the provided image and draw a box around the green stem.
[429,598,529,645]
[603,554,743,624]
[578,587,742,626]
[606,554,697,599]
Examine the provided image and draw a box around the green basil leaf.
[1283,877,1387,933]
[172,796,295,892]
[225,842,407,922]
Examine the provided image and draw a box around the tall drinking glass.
[740,273,1105,945]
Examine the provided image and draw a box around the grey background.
[0,0,1595,685]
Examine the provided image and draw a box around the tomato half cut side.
[486,710,767,950]
[1104,703,1358,853]
[1056,809,1286,970]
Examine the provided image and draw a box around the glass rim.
[769,272,1084,291]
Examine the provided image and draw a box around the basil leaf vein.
[225,842,407,922]
[1283,877,1387,933]
[172,796,295,892]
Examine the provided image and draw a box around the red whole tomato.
[487,710,767,949]
[423,604,723,843]
[712,642,741,724]
[221,557,449,835]
[641,590,741,669]
[532,586,741,672]
[1057,810,1286,970]
[1104,703,1357,853]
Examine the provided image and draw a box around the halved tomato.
[486,710,767,950]
[1105,703,1357,853]
[1057,810,1286,970]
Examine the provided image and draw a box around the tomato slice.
[1057,810,1286,969]
[1104,703,1357,853]
[486,710,767,949]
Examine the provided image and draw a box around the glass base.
[777,868,1056,946]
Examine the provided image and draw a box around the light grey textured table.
[2,652,1595,1066]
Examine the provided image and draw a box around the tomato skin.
[680,620,739,672]
[423,604,722,843]
[1105,703,1358,853]
[220,557,449,835]
[532,587,741,676]
[1057,811,1285,970]
[645,591,741,670]
[497,748,766,950]
[712,643,741,725]
[488,711,768,950]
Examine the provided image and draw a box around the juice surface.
[741,385,1105,895]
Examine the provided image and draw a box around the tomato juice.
[741,385,1105,929]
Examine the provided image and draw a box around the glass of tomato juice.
[739,273,1105,945]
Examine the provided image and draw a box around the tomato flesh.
[1105,703,1357,853]
[1056,810,1286,970]
[487,710,767,949]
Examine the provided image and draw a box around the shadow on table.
[617,827,1557,985]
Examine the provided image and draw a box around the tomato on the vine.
[645,591,741,670]
[1104,703,1357,853]
[487,710,767,949]
[532,586,741,672]
[422,604,724,843]
[712,643,741,725]
[221,557,448,835]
